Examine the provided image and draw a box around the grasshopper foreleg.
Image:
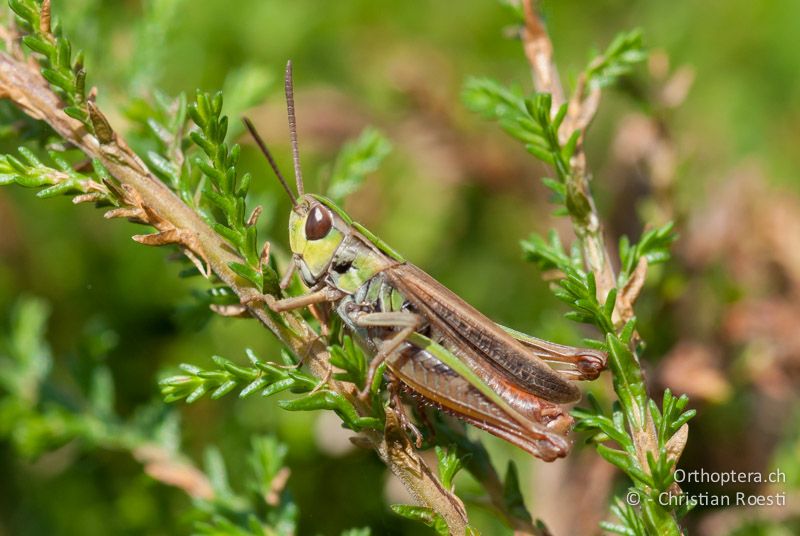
[351,311,423,401]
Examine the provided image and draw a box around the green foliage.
[523,195,692,533]
[573,390,696,500]
[2,8,280,305]
[434,416,534,527]
[160,348,308,403]
[126,90,193,201]
[0,297,51,411]
[522,233,614,334]
[129,0,186,92]
[220,64,274,140]
[0,297,304,535]
[325,339,383,428]
[650,389,696,451]
[1,1,406,528]
[341,527,372,536]
[501,461,532,525]
[191,437,299,536]
[0,0,741,533]
[189,91,278,291]
[248,435,289,499]
[601,497,649,536]
[521,230,580,273]
[467,26,690,535]
[340,529,371,536]
[390,505,449,536]
[0,146,113,203]
[463,27,646,226]
[326,127,392,203]
[10,0,89,125]
[160,349,383,432]
[328,336,369,389]
[497,0,524,23]
[585,29,647,91]
[435,445,464,491]
[277,389,382,431]
[462,80,586,220]
[618,222,677,284]
[0,298,141,459]
[462,80,577,185]
[326,336,385,408]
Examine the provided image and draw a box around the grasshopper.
[244,62,606,461]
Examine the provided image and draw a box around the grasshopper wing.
[385,263,585,404]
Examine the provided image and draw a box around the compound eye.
[305,205,333,240]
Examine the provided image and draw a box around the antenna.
[242,117,297,206]
[285,60,305,197]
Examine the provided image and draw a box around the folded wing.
[385,263,581,404]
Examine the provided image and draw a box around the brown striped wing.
[384,262,581,404]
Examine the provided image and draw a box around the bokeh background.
[1,0,800,534]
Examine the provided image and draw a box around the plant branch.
[521,0,564,107]
[0,16,468,533]
[521,0,616,304]
[518,4,686,534]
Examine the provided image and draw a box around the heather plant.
[6,1,789,535]
[462,10,691,532]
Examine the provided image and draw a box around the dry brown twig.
[0,7,471,533]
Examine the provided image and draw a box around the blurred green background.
[1,0,799,534]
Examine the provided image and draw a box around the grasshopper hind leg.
[388,377,424,448]
[500,324,608,381]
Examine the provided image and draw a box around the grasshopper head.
[288,194,348,286]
